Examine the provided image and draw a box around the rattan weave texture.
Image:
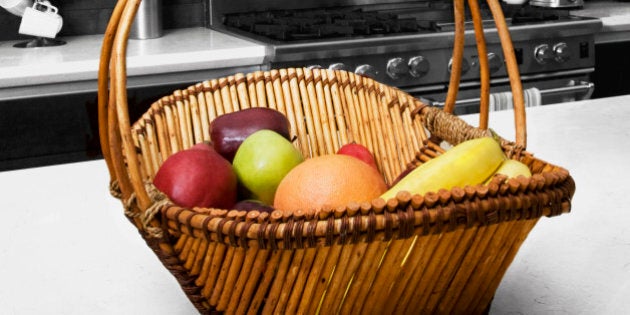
[97,0,575,314]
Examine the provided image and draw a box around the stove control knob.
[487,52,503,74]
[553,42,570,63]
[408,56,430,78]
[534,44,554,64]
[448,57,470,75]
[329,63,349,71]
[386,57,409,79]
[355,64,378,79]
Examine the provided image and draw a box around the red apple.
[153,146,237,209]
[337,142,378,170]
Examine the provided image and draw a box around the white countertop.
[579,0,630,30]
[1,94,629,314]
[576,1,630,43]
[463,95,630,315]
[0,27,266,100]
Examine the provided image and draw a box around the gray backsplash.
[0,0,206,41]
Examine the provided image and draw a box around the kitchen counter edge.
[0,27,267,101]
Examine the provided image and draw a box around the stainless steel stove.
[208,0,602,113]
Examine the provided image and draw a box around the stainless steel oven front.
[208,0,602,114]
[409,69,594,115]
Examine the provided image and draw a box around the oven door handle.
[538,80,595,100]
[426,80,595,108]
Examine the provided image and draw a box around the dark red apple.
[391,164,417,187]
[190,141,214,151]
[153,146,237,209]
[210,107,291,162]
[337,142,379,170]
[233,199,275,213]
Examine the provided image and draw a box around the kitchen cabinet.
[592,41,630,98]
[577,1,630,98]
[0,84,187,171]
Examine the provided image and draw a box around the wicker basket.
[97,1,575,314]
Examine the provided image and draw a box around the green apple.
[232,129,304,205]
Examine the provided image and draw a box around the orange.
[274,154,388,213]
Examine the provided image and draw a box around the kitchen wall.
[0,0,206,41]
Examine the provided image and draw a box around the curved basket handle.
[443,0,527,149]
[98,0,127,185]
[98,0,529,214]
[98,0,153,214]
[468,0,491,130]
[442,0,465,116]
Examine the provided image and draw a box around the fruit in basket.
[210,107,291,162]
[234,199,275,213]
[274,154,388,212]
[190,141,214,151]
[232,129,304,205]
[380,137,506,201]
[485,159,532,184]
[391,164,417,187]
[337,142,379,170]
[153,145,237,209]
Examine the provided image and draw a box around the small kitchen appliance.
[130,0,163,39]
[529,0,584,9]
[0,0,65,48]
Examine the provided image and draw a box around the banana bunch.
[381,137,531,200]
[484,158,531,184]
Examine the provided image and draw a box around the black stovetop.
[221,4,573,42]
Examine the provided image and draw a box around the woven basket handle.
[98,0,154,218]
[97,0,529,215]
[443,0,527,148]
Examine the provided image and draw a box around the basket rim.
[96,1,565,313]
[116,67,574,246]
[115,143,575,247]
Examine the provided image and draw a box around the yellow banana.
[380,137,506,200]
[484,159,531,184]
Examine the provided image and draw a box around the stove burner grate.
[222,4,577,41]
[224,8,429,41]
